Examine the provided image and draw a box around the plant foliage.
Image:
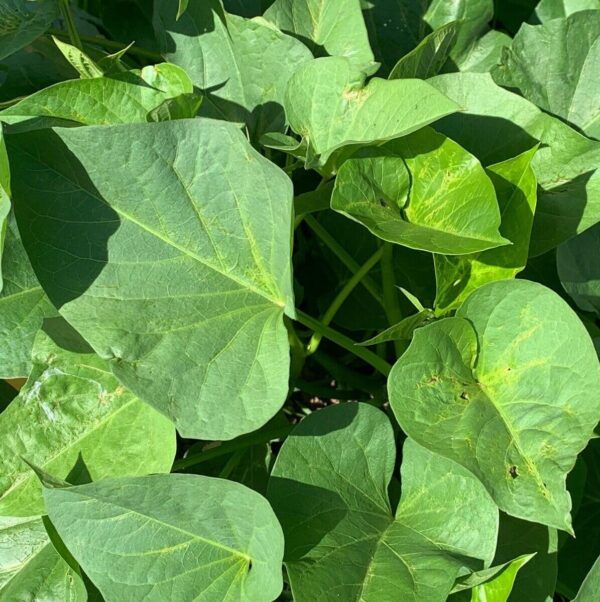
[0,1,599,601]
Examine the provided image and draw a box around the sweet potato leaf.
[0,325,176,516]
[534,0,600,23]
[42,473,285,602]
[574,556,600,602]
[389,279,600,531]
[331,127,507,254]
[7,119,295,440]
[268,403,498,602]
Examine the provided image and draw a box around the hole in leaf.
[509,465,519,479]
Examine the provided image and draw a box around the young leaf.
[42,473,285,602]
[557,222,600,315]
[434,146,538,312]
[493,11,600,139]
[154,0,312,139]
[574,556,600,602]
[0,220,57,379]
[389,279,600,532]
[0,326,176,516]
[0,0,59,60]
[429,71,600,254]
[331,127,508,254]
[268,403,498,602]
[388,21,458,80]
[1,63,194,127]
[8,119,295,441]
[0,515,86,600]
[52,35,104,79]
[285,56,460,168]
[264,0,377,75]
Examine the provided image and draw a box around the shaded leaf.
[359,310,435,346]
[389,279,600,531]
[268,403,498,602]
[43,473,284,602]
[264,0,376,75]
[154,0,312,139]
[285,56,459,169]
[8,119,295,441]
[434,146,538,312]
[574,555,600,602]
[494,11,600,139]
[0,326,176,516]
[331,127,507,254]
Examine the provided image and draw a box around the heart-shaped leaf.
[268,403,498,602]
[7,119,295,440]
[389,279,600,532]
[42,473,285,602]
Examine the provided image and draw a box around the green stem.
[294,310,392,376]
[381,243,403,356]
[307,246,384,355]
[58,1,82,50]
[218,450,244,479]
[173,424,294,471]
[49,29,163,61]
[303,214,384,306]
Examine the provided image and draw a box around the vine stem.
[294,310,392,376]
[49,29,163,61]
[303,214,384,306]
[306,246,384,355]
[381,243,403,356]
[58,1,83,50]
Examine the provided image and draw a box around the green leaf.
[331,127,508,254]
[0,220,57,379]
[389,279,600,532]
[494,514,558,602]
[52,35,104,79]
[0,325,176,516]
[0,515,86,600]
[1,63,194,127]
[493,11,600,139]
[154,0,313,139]
[429,71,600,254]
[434,146,539,312]
[574,555,600,602]
[285,56,460,169]
[534,0,600,23]
[0,0,59,60]
[452,554,535,602]
[455,30,511,73]
[389,21,458,80]
[268,403,498,602]
[359,309,435,346]
[8,119,295,440]
[146,92,203,122]
[264,0,377,76]
[0,123,10,294]
[42,473,285,602]
[557,222,600,315]
[424,0,494,60]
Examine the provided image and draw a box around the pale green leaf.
[468,555,534,602]
[268,403,498,602]
[264,0,377,75]
[434,146,539,312]
[0,123,9,294]
[0,220,56,379]
[534,0,600,22]
[557,222,600,315]
[389,279,600,532]
[146,92,203,122]
[0,0,59,60]
[52,35,104,79]
[285,56,460,169]
[331,127,508,254]
[574,556,600,602]
[154,0,313,139]
[0,325,176,516]
[455,30,511,73]
[429,71,600,254]
[0,63,194,127]
[389,21,458,80]
[8,119,295,441]
[494,11,600,139]
[0,515,86,600]
[43,473,284,602]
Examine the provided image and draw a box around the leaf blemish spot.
[509,465,519,479]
